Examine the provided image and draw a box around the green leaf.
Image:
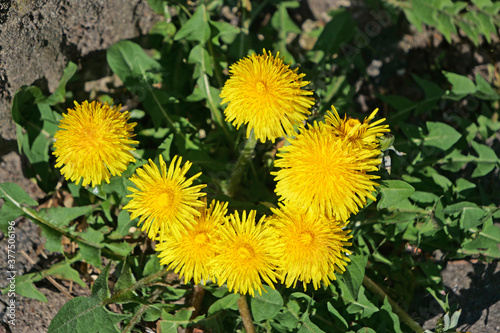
[313,9,356,56]
[0,182,39,232]
[327,302,348,329]
[16,280,48,303]
[423,121,461,151]
[298,313,324,333]
[38,206,94,228]
[475,74,499,100]
[210,20,239,46]
[159,308,194,332]
[48,265,129,333]
[470,141,499,177]
[377,180,415,210]
[459,207,486,230]
[45,62,78,105]
[187,44,213,78]
[340,251,367,301]
[174,5,210,43]
[0,182,39,207]
[250,285,284,322]
[443,71,477,97]
[207,293,240,316]
[378,297,402,333]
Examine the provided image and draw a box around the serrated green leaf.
[45,62,78,105]
[298,313,324,333]
[327,302,349,329]
[48,265,129,333]
[460,207,486,230]
[210,20,239,46]
[340,251,367,301]
[207,293,240,316]
[470,141,499,177]
[250,285,284,322]
[187,44,213,78]
[475,74,500,100]
[313,9,356,56]
[78,241,102,268]
[443,71,477,97]
[377,180,415,210]
[379,297,402,333]
[423,121,461,150]
[174,5,210,43]
[16,280,48,303]
[38,206,94,228]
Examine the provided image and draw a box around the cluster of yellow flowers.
[51,50,389,297]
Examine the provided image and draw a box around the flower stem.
[363,275,424,333]
[238,293,256,333]
[224,131,257,197]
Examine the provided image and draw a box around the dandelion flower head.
[325,106,390,149]
[156,200,228,285]
[270,203,352,290]
[211,210,281,296]
[53,100,138,187]
[220,49,315,143]
[124,155,206,241]
[273,121,382,221]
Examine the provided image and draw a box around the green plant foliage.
[388,0,500,45]
[4,0,500,332]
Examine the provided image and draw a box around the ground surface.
[0,0,499,332]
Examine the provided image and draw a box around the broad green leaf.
[45,61,78,105]
[377,180,415,210]
[423,121,461,151]
[340,251,367,301]
[327,302,348,329]
[207,293,240,316]
[250,285,284,322]
[378,297,402,333]
[174,5,210,43]
[38,206,94,228]
[16,280,48,303]
[0,182,38,232]
[443,71,477,97]
[475,74,500,100]
[48,265,129,333]
[470,141,499,177]
[78,240,102,268]
[313,9,356,57]
[39,224,64,253]
[187,44,213,78]
[210,20,239,46]
[459,207,486,230]
[443,201,479,216]
[159,308,193,332]
[275,300,301,329]
[298,313,324,333]
[346,286,378,318]
[462,220,500,258]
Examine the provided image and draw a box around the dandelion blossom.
[325,106,390,149]
[156,200,228,285]
[211,210,281,296]
[53,100,138,187]
[272,122,382,221]
[124,155,206,241]
[220,49,315,143]
[271,204,352,290]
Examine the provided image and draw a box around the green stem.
[237,294,256,333]
[363,275,424,333]
[224,131,258,197]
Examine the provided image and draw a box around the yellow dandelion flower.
[271,203,352,290]
[53,100,138,187]
[211,210,281,296]
[325,106,390,149]
[220,49,315,143]
[156,200,228,285]
[123,155,206,241]
[272,121,382,221]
